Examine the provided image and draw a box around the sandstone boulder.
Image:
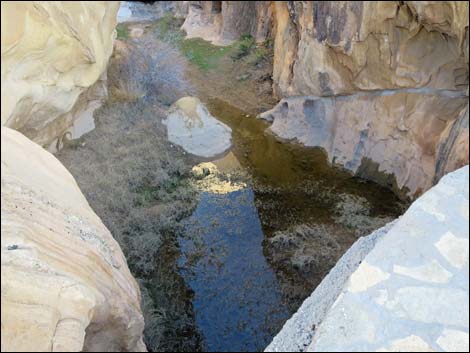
[1,127,146,352]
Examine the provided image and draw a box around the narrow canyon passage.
[56,9,406,352]
[2,1,468,352]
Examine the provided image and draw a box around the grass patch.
[180,38,232,70]
[230,34,256,60]
[133,174,192,207]
[116,23,129,40]
[111,79,146,102]
[151,14,234,71]
[246,38,273,65]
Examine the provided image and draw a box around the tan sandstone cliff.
[181,1,469,198]
[1,1,146,351]
[1,1,120,151]
[266,1,469,198]
[1,127,146,352]
[182,1,273,45]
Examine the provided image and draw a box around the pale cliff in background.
[1,1,120,151]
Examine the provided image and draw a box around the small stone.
[236,73,250,81]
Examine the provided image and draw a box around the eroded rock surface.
[267,165,469,352]
[259,91,468,198]
[308,165,469,352]
[1,1,119,151]
[266,1,469,197]
[182,1,273,45]
[1,127,146,352]
[163,97,232,158]
[177,1,469,197]
[271,1,469,96]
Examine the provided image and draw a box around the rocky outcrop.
[182,1,273,45]
[1,127,146,352]
[271,1,468,96]
[309,165,470,352]
[265,1,469,198]
[267,165,469,352]
[1,1,119,151]
[260,90,468,198]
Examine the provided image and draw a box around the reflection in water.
[179,190,290,352]
[177,98,405,351]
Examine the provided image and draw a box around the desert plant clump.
[109,35,191,105]
[231,34,256,60]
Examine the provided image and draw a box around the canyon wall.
[1,127,146,352]
[266,1,469,197]
[182,1,273,45]
[1,1,120,151]
[181,1,469,198]
[1,2,146,351]
[271,1,468,96]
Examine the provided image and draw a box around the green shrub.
[116,23,129,39]
[231,34,255,60]
[180,38,232,70]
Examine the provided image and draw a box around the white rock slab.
[437,329,469,352]
[163,97,232,158]
[307,166,469,352]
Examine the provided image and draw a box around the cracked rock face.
[182,1,273,45]
[265,1,469,198]
[0,1,119,151]
[0,127,146,352]
[272,1,469,96]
